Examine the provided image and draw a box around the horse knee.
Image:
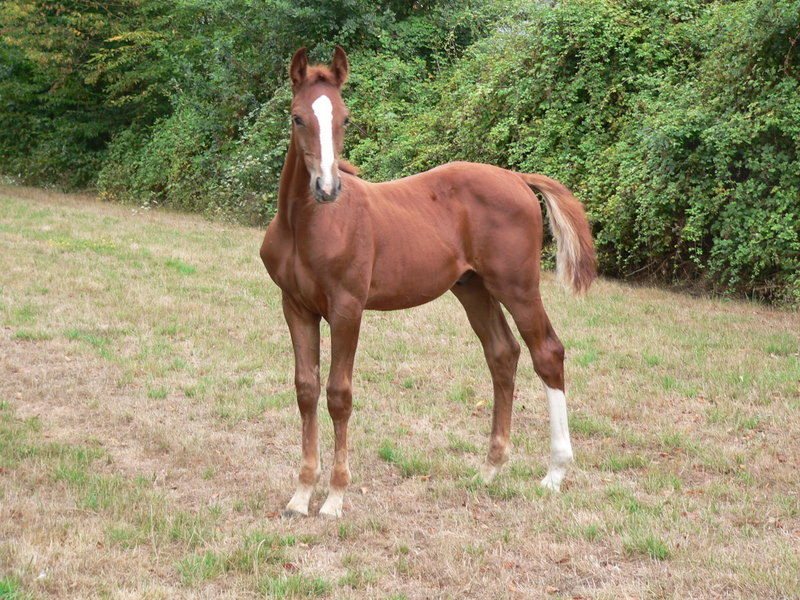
[295,378,319,413]
[326,383,353,421]
[533,336,565,389]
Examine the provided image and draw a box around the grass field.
[1,185,799,599]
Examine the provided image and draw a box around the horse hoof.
[282,508,307,518]
[479,463,500,485]
[318,503,343,519]
[539,473,562,492]
[318,499,344,519]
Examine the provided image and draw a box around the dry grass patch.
[1,185,799,599]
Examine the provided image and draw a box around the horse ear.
[330,45,349,88]
[289,47,308,90]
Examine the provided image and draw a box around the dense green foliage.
[2,0,798,303]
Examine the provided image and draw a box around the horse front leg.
[282,293,322,517]
[319,305,362,518]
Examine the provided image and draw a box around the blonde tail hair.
[518,173,597,294]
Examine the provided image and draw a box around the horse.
[260,46,597,518]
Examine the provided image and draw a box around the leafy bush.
[359,0,799,304]
[98,100,220,212]
[206,86,293,224]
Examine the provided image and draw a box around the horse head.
[288,46,351,203]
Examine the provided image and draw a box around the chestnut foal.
[260,46,596,518]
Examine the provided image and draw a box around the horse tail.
[518,173,597,295]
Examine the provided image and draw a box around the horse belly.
[365,244,465,311]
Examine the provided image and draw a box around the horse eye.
[292,115,304,127]
[343,117,351,127]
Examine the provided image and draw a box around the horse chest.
[262,220,371,313]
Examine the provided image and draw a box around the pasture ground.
[1,185,799,599]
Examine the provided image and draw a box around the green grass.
[569,412,615,437]
[600,452,651,472]
[0,577,34,600]
[576,523,603,541]
[340,553,379,589]
[147,386,169,399]
[447,433,480,454]
[446,383,477,404]
[177,550,226,585]
[763,332,798,356]
[165,258,197,275]
[12,330,53,342]
[228,531,297,572]
[64,328,116,360]
[257,574,331,598]
[378,440,432,477]
[623,531,671,561]
[1,188,799,599]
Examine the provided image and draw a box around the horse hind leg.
[533,333,573,492]
[451,277,520,484]
[497,291,574,492]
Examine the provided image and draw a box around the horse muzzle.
[312,174,342,203]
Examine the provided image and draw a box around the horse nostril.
[311,175,340,202]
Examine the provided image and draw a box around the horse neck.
[276,136,312,227]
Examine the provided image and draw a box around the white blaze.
[311,94,335,195]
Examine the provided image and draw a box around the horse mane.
[338,159,360,176]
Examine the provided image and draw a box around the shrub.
[98,100,220,212]
[360,0,799,304]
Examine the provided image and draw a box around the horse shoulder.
[260,219,295,289]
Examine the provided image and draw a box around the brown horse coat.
[261,47,596,518]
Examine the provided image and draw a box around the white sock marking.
[319,488,345,519]
[541,384,573,491]
[311,94,335,195]
[285,483,314,516]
